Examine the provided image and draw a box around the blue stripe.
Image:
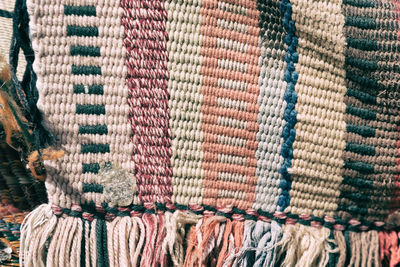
[278,0,299,211]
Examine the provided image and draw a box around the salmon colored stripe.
[200,0,260,210]
[219,0,258,9]
[201,106,258,122]
[203,142,258,158]
[206,8,259,27]
[200,25,259,47]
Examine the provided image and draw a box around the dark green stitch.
[70,45,101,57]
[82,183,103,193]
[64,5,96,16]
[81,144,110,154]
[76,105,105,115]
[79,125,108,135]
[72,65,101,75]
[67,26,98,37]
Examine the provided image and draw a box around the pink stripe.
[121,0,172,203]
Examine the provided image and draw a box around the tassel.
[140,213,158,266]
[348,231,379,267]
[379,231,400,267]
[20,204,57,267]
[334,231,346,267]
[154,214,167,266]
[183,220,202,266]
[162,210,201,266]
[276,223,338,267]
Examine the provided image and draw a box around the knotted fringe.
[19,205,394,267]
[275,223,338,267]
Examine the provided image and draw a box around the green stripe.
[343,0,374,7]
[338,204,368,215]
[88,85,104,95]
[344,161,374,174]
[342,175,373,188]
[345,57,377,71]
[64,5,96,16]
[346,124,375,137]
[346,72,379,93]
[79,125,108,135]
[346,38,377,51]
[67,26,98,37]
[76,105,105,115]
[345,142,375,156]
[82,183,103,193]
[341,192,370,202]
[346,88,376,105]
[73,84,85,94]
[82,163,100,174]
[81,144,110,154]
[345,16,376,29]
[72,65,101,75]
[346,105,376,120]
[70,45,101,57]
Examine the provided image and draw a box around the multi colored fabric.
[17,0,400,266]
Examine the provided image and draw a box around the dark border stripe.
[73,84,85,94]
[76,105,105,115]
[0,9,13,18]
[342,0,374,7]
[64,5,96,16]
[72,65,102,75]
[82,163,100,174]
[346,105,376,120]
[67,26,98,37]
[346,124,375,137]
[344,161,374,174]
[79,125,108,135]
[345,142,375,156]
[81,144,110,154]
[82,183,103,193]
[70,45,101,57]
[88,85,104,95]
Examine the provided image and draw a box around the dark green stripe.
[345,16,376,29]
[338,204,368,215]
[344,161,374,174]
[345,57,378,71]
[82,163,100,174]
[0,9,13,18]
[72,65,101,75]
[88,85,104,95]
[76,105,105,115]
[345,142,375,156]
[341,192,370,202]
[70,45,101,57]
[346,88,376,105]
[346,72,379,92]
[342,175,373,188]
[96,220,104,267]
[343,0,374,7]
[73,84,85,94]
[346,38,377,51]
[67,26,98,37]
[346,124,375,137]
[82,183,103,193]
[64,5,96,16]
[346,105,376,120]
[79,125,108,135]
[81,144,110,154]
[81,218,86,267]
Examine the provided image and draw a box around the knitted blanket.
[20,0,400,266]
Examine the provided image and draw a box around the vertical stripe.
[339,0,400,221]
[200,0,261,210]
[253,0,288,213]
[285,0,347,217]
[28,0,133,207]
[390,0,400,214]
[121,0,172,204]
[166,0,204,205]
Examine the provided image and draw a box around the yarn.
[15,0,400,265]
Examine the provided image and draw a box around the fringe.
[19,204,399,267]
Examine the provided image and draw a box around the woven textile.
[18,0,400,266]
